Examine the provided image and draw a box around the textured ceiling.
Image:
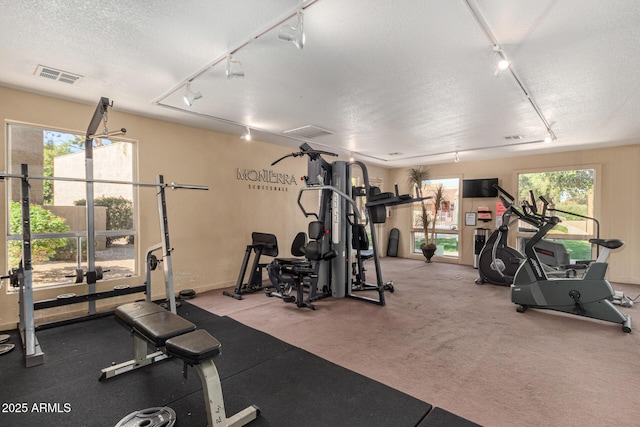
[1,0,639,167]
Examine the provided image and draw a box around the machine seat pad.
[589,238,624,249]
[276,257,308,266]
[358,250,374,260]
[133,311,196,347]
[165,329,222,364]
[115,301,166,324]
[116,301,196,347]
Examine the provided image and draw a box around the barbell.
[0,171,208,191]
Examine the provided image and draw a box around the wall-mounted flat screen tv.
[462,178,499,198]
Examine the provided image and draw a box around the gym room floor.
[1,258,638,426]
[193,258,640,427]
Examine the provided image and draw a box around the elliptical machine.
[495,186,632,333]
[475,207,525,286]
[476,191,580,286]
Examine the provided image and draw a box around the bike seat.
[588,238,624,249]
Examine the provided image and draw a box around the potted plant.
[428,183,446,257]
[408,167,437,262]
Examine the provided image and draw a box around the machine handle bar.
[493,184,515,207]
[271,148,338,166]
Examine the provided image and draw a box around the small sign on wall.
[477,207,492,222]
[465,212,476,226]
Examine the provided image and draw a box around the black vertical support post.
[19,164,44,366]
[157,175,176,313]
[84,97,110,314]
[356,160,386,306]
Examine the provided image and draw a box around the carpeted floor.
[192,257,640,427]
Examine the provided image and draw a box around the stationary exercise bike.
[496,186,632,332]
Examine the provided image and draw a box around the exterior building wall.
[53,141,133,205]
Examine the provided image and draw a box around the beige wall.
[387,145,640,285]
[0,87,328,329]
[2,86,638,330]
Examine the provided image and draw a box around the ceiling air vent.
[35,65,82,85]
[283,125,334,139]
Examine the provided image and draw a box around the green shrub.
[8,201,70,267]
[74,196,133,245]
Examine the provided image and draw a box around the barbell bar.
[0,171,208,191]
[64,266,110,283]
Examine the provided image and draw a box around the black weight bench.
[102,301,259,427]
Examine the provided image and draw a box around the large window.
[411,178,460,257]
[517,168,596,262]
[5,123,137,289]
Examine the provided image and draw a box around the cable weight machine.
[270,143,428,308]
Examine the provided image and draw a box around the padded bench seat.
[115,301,196,347]
[107,301,260,426]
[166,329,222,364]
[358,249,374,260]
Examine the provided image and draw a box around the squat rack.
[1,97,208,367]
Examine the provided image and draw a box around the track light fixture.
[183,81,202,107]
[240,127,252,141]
[226,55,245,79]
[493,46,510,77]
[278,10,305,49]
[544,130,557,143]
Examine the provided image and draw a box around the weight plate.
[95,266,103,281]
[0,334,10,344]
[57,293,76,299]
[75,268,84,283]
[179,289,196,299]
[159,301,182,309]
[148,254,159,271]
[0,343,15,355]
[115,407,176,427]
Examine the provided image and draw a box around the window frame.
[514,164,600,262]
[5,121,139,290]
[410,176,461,258]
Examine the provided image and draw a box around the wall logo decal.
[236,168,299,191]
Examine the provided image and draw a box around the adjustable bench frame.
[101,301,259,427]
